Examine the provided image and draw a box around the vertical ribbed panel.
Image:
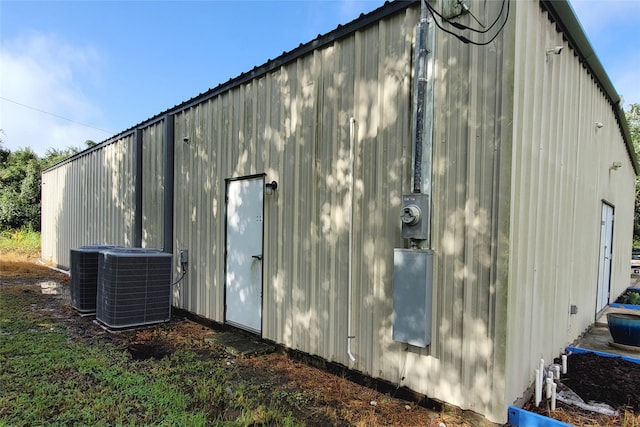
[142,121,165,248]
[504,0,636,414]
[40,1,637,424]
[40,135,136,268]
[171,7,416,371]
[425,0,511,419]
[173,100,222,320]
[169,4,512,421]
[41,166,62,264]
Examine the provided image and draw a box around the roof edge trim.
[540,0,638,174]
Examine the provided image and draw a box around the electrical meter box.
[392,249,433,347]
[401,194,429,240]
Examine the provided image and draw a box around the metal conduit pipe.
[410,0,435,248]
[412,7,428,194]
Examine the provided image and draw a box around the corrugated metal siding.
[40,135,137,268]
[173,100,224,320]
[170,6,413,358]
[141,121,165,248]
[426,0,511,419]
[171,3,508,422]
[505,0,636,410]
[39,1,637,424]
[41,165,64,264]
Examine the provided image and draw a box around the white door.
[225,177,264,334]
[596,203,614,313]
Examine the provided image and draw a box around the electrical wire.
[425,0,510,46]
[0,96,113,134]
[170,264,188,287]
[426,0,507,35]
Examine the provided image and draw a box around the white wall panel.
[40,135,136,268]
[504,0,636,412]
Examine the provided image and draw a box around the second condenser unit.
[70,245,119,314]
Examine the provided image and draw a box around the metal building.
[41,1,638,423]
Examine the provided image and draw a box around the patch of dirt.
[0,254,461,426]
[564,352,640,411]
[127,340,175,360]
[0,254,69,283]
[522,352,640,426]
[6,255,640,426]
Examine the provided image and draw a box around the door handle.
[252,255,263,261]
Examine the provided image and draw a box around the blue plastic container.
[607,312,640,347]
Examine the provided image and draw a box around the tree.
[628,104,640,244]
[629,104,640,147]
[40,146,79,170]
[0,148,41,230]
[0,142,79,231]
[0,135,9,166]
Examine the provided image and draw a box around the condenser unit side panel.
[70,245,120,313]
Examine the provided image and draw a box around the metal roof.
[44,0,638,174]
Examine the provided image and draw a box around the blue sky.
[1,0,639,156]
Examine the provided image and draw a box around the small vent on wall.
[96,248,172,329]
[70,245,120,314]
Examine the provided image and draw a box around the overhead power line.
[0,96,113,134]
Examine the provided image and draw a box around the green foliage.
[623,291,640,305]
[629,104,640,244]
[0,227,40,256]
[0,143,78,231]
[0,148,41,230]
[629,104,640,149]
[40,146,79,170]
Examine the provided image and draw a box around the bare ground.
[0,254,470,427]
[6,254,638,426]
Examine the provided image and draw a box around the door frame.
[596,201,614,315]
[223,173,266,335]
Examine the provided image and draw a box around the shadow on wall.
[49,130,161,268]
[45,4,511,421]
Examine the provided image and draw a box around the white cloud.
[0,32,111,156]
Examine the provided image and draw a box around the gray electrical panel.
[401,194,429,240]
[392,249,433,347]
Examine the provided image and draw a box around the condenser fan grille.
[96,249,172,329]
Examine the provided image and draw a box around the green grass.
[0,290,302,426]
[0,227,40,257]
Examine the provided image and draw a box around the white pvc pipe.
[38,259,71,276]
[346,117,357,363]
[535,369,541,406]
[539,359,545,400]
